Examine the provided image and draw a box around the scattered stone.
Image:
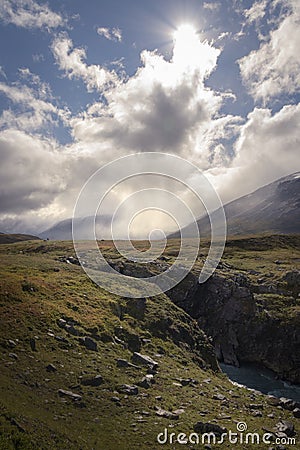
[155,396,162,401]
[193,421,227,436]
[279,397,296,411]
[248,403,264,409]
[267,396,280,406]
[137,377,152,389]
[111,396,120,403]
[293,408,300,418]
[29,338,36,351]
[212,393,227,401]
[58,389,82,401]
[252,410,262,417]
[132,352,158,369]
[117,384,139,396]
[203,378,211,384]
[172,408,185,415]
[10,418,25,433]
[218,414,231,419]
[274,420,295,437]
[177,378,198,386]
[80,337,98,352]
[46,364,57,373]
[9,353,18,360]
[81,375,103,387]
[116,358,139,369]
[155,407,179,420]
[57,319,67,328]
[65,324,80,336]
[267,413,275,418]
[7,340,17,348]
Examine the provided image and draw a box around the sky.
[0,0,299,236]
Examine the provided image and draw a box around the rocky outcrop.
[168,271,300,383]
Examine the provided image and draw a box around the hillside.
[0,234,41,245]
[0,236,299,449]
[169,172,300,238]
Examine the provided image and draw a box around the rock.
[252,410,262,417]
[155,407,179,420]
[212,393,227,401]
[132,352,158,369]
[58,389,82,401]
[46,363,57,372]
[29,338,36,351]
[279,397,296,411]
[9,353,18,360]
[137,377,152,389]
[117,384,139,396]
[193,421,227,436]
[274,420,295,437]
[177,378,198,386]
[80,337,98,352]
[7,339,17,348]
[10,418,25,433]
[65,324,80,336]
[293,408,300,418]
[81,375,103,387]
[116,358,139,369]
[111,396,120,403]
[248,403,264,409]
[267,395,281,406]
[57,319,67,328]
[116,358,129,367]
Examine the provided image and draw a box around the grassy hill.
[0,234,41,245]
[0,237,299,449]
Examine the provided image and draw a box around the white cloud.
[51,33,119,92]
[0,0,64,30]
[213,103,300,203]
[203,2,220,11]
[70,28,239,163]
[244,0,268,24]
[0,71,69,132]
[97,26,122,42]
[238,2,300,101]
[0,129,67,214]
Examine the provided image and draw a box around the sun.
[173,24,197,43]
[172,24,200,68]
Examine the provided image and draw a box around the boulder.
[193,421,227,436]
[81,375,103,387]
[117,384,139,395]
[132,352,158,369]
[58,389,82,401]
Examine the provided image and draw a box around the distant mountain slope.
[0,233,41,244]
[40,215,112,240]
[169,172,300,238]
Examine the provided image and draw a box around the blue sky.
[0,0,299,234]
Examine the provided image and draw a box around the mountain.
[40,215,112,240]
[0,233,41,244]
[169,172,300,238]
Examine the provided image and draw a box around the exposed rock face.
[168,271,300,383]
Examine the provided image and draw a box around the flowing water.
[220,362,300,402]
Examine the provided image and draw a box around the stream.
[220,362,300,402]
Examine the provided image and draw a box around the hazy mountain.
[169,172,300,238]
[39,215,112,240]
